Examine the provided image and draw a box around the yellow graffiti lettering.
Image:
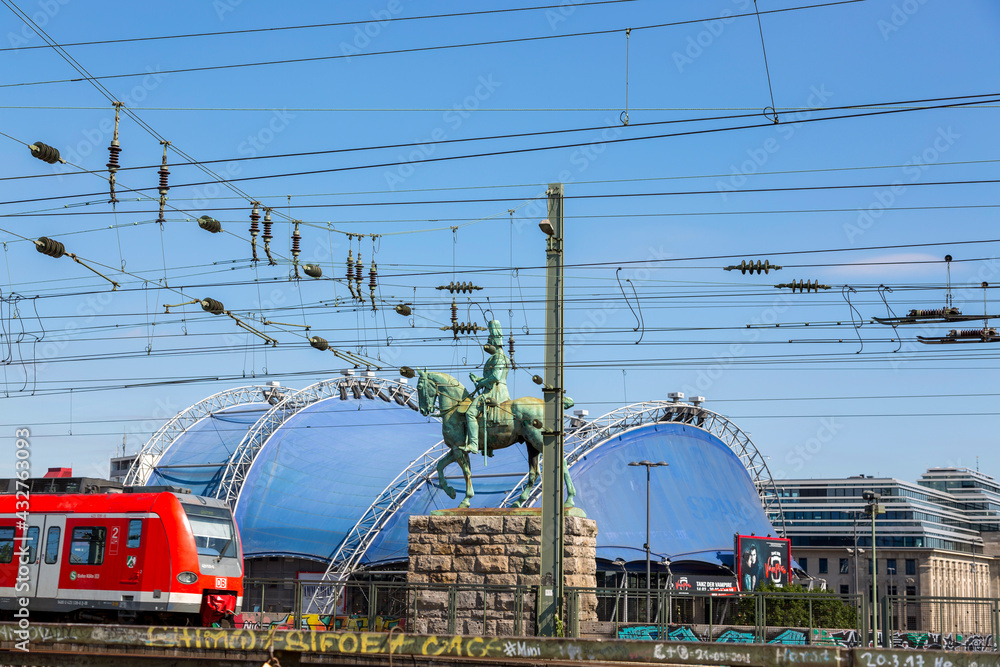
[178,627,196,649]
[467,637,485,657]
[338,632,359,653]
[201,630,228,650]
[284,631,308,652]
[319,634,340,652]
[445,636,463,655]
[423,636,445,656]
[232,629,257,650]
[484,638,504,656]
[389,632,406,655]
[362,633,383,654]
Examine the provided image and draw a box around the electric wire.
[0,0,866,89]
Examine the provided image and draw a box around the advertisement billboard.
[669,575,738,596]
[734,534,792,591]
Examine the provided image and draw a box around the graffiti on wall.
[235,612,403,632]
[619,625,996,651]
[811,629,996,651]
[617,625,806,645]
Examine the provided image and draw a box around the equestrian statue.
[405,320,577,509]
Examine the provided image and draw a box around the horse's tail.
[562,395,575,411]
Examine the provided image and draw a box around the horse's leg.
[562,457,577,508]
[436,449,458,500]
[516,447,540,507]
[457,450,475,508]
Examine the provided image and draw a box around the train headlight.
[177,571,198,585]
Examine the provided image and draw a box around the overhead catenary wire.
[0,1,642,53]
[0,0,866,89]
[3,93,994,206]
[5,92,994,186]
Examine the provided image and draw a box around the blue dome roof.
[371,421,775,568]
[233,395,442,561]
[139,380,780,571]
[146,404,271,496]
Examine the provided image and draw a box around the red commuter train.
[0,478,243,626]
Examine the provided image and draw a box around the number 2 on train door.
[109,525,120,556]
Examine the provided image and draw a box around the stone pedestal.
[407,508,597,636]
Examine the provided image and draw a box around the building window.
[840,558,849,574]
[801,558,808,573]
[905,559,916,575]
[906,585,916,596]
[886,559,897,575]
[907,616,917,630]
[868,558,874,574]
[819,558,828,574]
[840,584,850,595]
[69,527,106,565]
[887,584,897,596]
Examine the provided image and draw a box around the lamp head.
[538,219,555,236]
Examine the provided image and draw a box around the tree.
[731,583,857,628]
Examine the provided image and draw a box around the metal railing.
[240,578,1000,650]
[238,578,867,641]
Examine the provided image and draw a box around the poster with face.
[734,534,791,591]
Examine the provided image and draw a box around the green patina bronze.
[410,321,577,509]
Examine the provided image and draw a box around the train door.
[119,518,144,588]
[20,516,43,598]
[35,516,65,599]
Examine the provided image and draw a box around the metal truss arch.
[308,414,591,613]
[500,400,787,536]
[122,385,276,487]
[217,374,419,507]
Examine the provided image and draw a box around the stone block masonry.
[407,510,597,635]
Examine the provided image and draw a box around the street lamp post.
[613,558,627,624]
[847,511,865,603]
[863,491,885,643]
[629,460,668,623]
[661,557,673,625]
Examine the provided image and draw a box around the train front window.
[183,505,236,558]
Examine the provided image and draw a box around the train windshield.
[183,505,237,559]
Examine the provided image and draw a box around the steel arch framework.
[219,374,419,507]
[307,413,592,613]
[122,385,276,487]
[499,400,787,535]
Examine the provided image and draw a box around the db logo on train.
[215,577,227,589]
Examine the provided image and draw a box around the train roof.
[0,478,231,513]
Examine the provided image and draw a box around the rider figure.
[464,320,510,454]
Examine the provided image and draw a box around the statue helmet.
[487,319,503,344]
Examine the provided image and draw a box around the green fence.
[239,578,866,641]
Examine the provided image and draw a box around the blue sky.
[0,0,998,485]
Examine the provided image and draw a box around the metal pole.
[646,465,651,623]
[853,514,860,601]
[871,508,878,643]
[538,183,565,637]
[973,557,979,634]
[667,562,672,626]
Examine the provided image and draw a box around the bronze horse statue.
[412,369,577,509]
